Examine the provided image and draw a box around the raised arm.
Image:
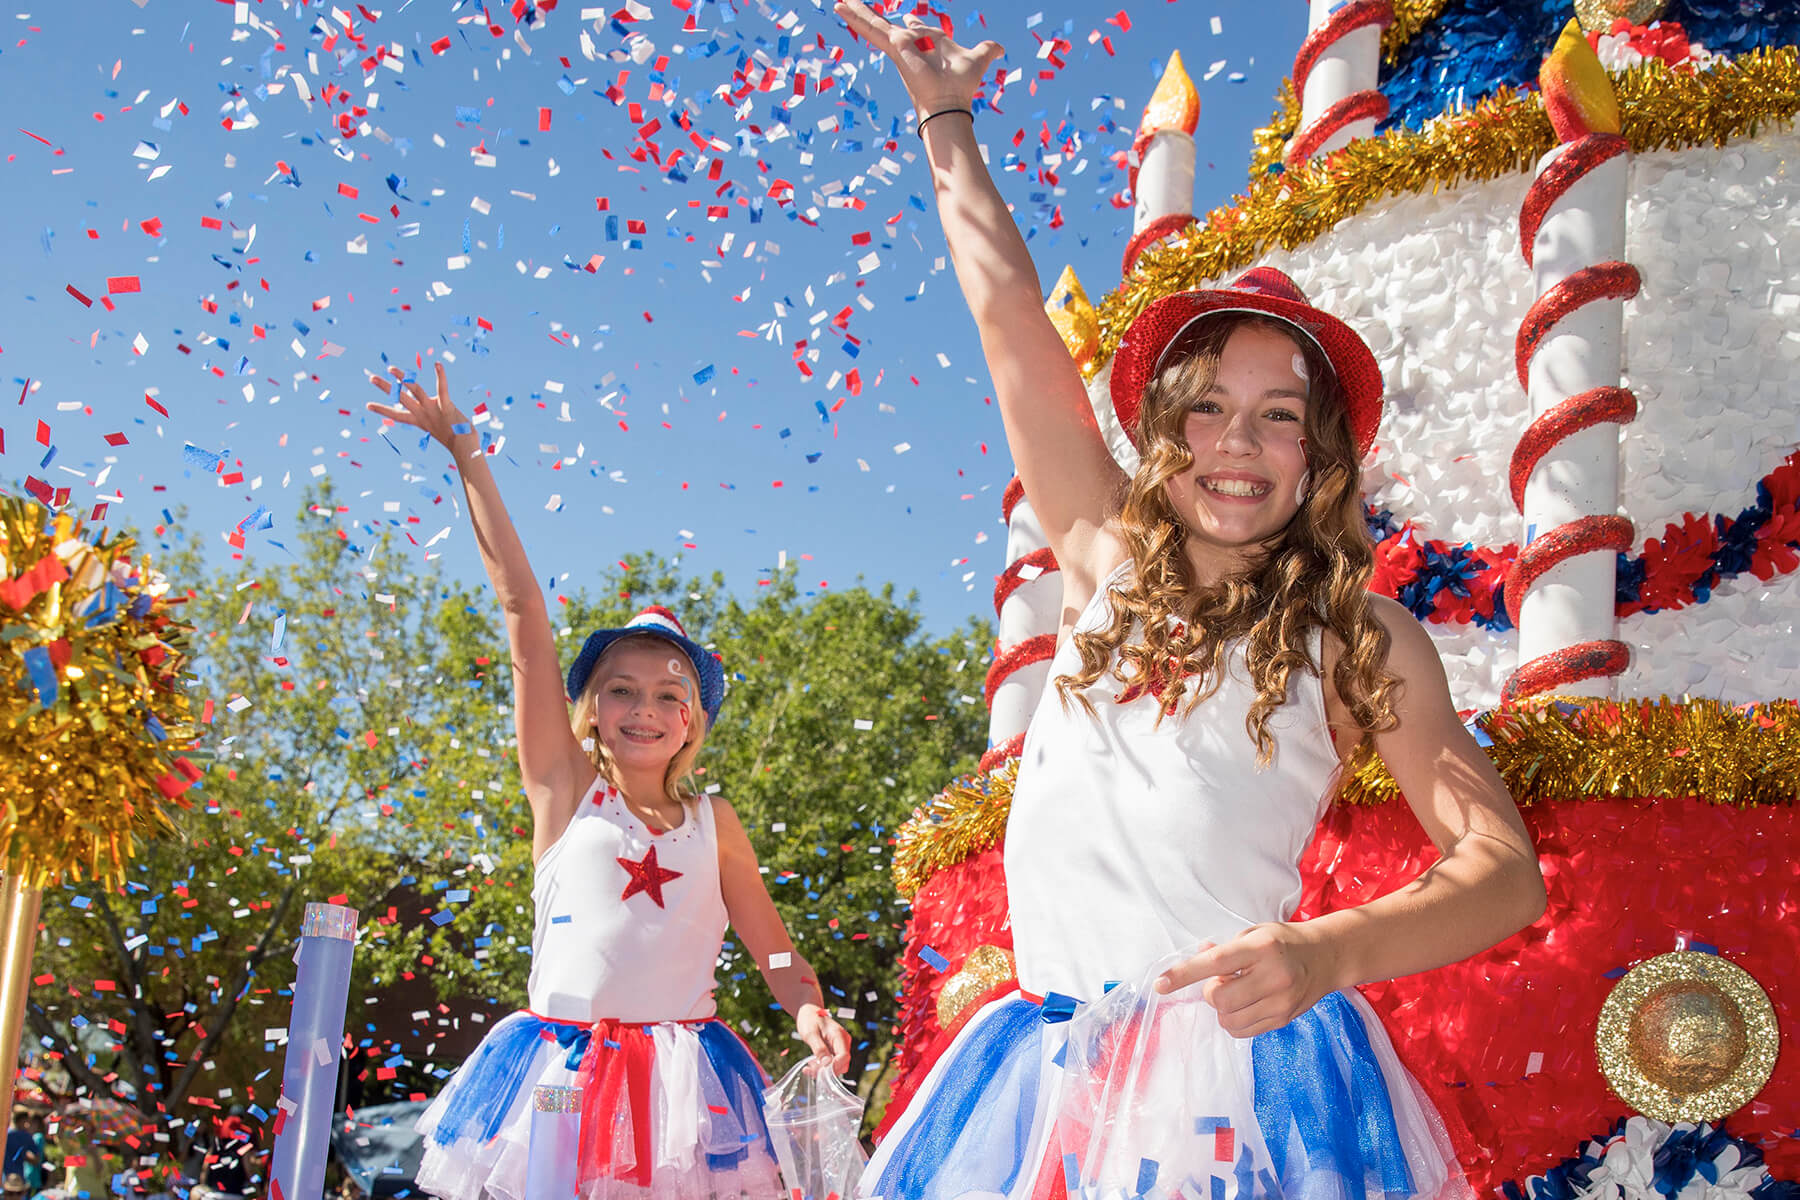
[837,1,1127,609]
[713,797,852,1073]
[368,362,592,860]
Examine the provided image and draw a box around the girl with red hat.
[836,3,1546,1198]
[368,364,849,1200]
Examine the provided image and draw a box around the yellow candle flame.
[1045,266,1099,369]
[1138,49,1200,140]
[1540,18,1621,142]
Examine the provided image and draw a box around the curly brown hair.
[1055,313,1401,761]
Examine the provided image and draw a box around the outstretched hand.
[834,0,1004,120]
[796,1003,854,1075]
[367,362,474,453]
[1154,922,1341,1039]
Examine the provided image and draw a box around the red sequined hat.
[1109,266,1383,456]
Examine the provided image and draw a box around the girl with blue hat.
[369,363,849,1200]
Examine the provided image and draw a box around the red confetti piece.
[106,275,141,294]
[65,284,92,308]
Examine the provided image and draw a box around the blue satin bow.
[552,1021,592,1071]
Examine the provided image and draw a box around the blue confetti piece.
[21,645,57,708]
[1062,1153,1079,1191]
[1136,1158,1159,1195]
[693,364,715,385]
[1211,1176,1227,1200]
[1196,1116,1230,1133]
[429,910,455,926]
[918,945,949,972]
[182,443,226,472]
[550,914,572,925]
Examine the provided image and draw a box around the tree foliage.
[26,493,990,1154]
[27,488,516,1147]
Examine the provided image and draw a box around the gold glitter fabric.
[1143,50,1800,368]
[1574,0,1669,35]
[1596,951,1778,1122]
[0,498,204,889]
[934,945,1018,1028]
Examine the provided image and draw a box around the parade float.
[889,0,1800,1189]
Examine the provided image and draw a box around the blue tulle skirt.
[415,1011,783,1200]
[864,964,1466,1200]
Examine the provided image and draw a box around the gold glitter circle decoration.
[936,945,1016,1028]
[1573,0,1668,34]
[1596,951,1777,1122]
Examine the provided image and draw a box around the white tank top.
[527,778,727,1023]
[1004,565,1342,1001]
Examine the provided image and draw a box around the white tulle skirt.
[415,1011,785,1200]
[864,954,1469,1200]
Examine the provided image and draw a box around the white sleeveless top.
[527,778,728,1023]
[1004,565,1342,1000]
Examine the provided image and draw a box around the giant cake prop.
[890,1,1800,1189]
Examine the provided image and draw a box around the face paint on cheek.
[1291,354,1308,383]
[1295,436,1311,507]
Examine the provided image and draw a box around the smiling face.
[1153,320,1314,581]
[583,636,699,775]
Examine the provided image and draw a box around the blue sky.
[0,0,1304,634]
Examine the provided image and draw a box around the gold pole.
[0,874,43,1119]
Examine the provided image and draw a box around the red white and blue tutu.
[415,1011,783,1200]
[863,958,1467,1200]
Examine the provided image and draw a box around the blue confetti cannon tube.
[269,903,359,1200]
[524,1086,582,1200]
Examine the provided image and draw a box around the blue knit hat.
[564,606,726,722]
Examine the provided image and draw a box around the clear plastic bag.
[760,1058,867,1200]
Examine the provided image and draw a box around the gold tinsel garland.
[892,757,1017,899]
[1248,80,1301,182]
[1383,0,1454,65]
[893,697,1800,892]
[0,498,204,888]
[1111,48,1800,365]
[1247,0,1466,179]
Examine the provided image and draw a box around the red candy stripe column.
[983,477,1060,765]
[1285,0,1393,168]
[1504,129,1638,702]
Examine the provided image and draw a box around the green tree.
[28,502,991,1151]
[26,487,521,1150]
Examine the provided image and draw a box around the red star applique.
[617,844,683,908]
